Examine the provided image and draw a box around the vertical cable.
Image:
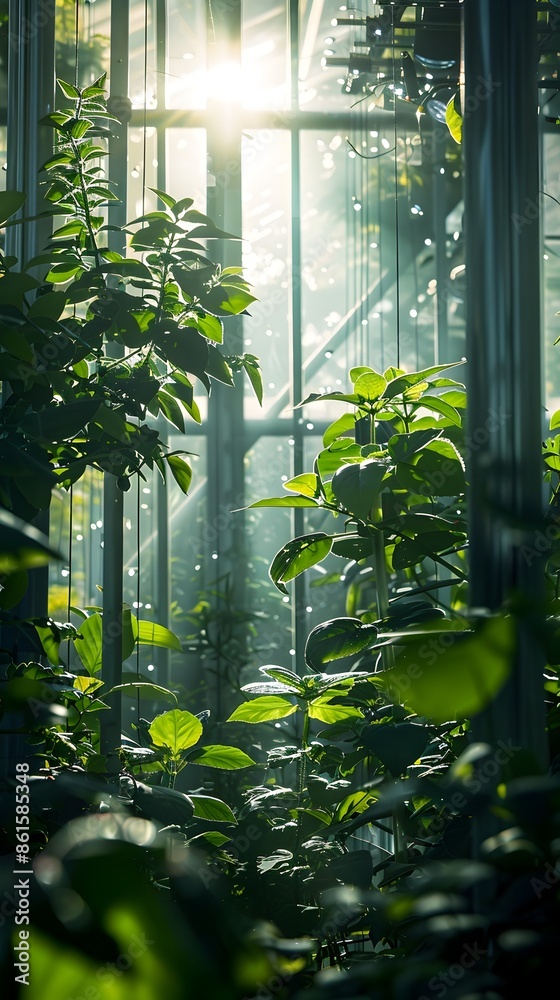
[74,0,79,88]
[392,5,401,368]
[67,485,73,667]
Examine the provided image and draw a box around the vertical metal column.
[5,1,56,635]
[432,122,450,364]
[288,0,307,674]
[100,0,130,764]
[206,0,245,717]
[154,0,170,688]
[464,0,547,763]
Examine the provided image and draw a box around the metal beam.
[464,0,547,764]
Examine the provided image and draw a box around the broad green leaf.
[551,408,560,432]
[74,675,104,694]
[380,615,515,722]
[388,429,443,463]
[149,708,203,753]
[195,312,223,343]
[0,510,61,573]
[446,94,463,144]
[136,619,183,651]
[57,79,81,99]
[226,695,298,723]
[245,496,319,509]
[305,617,379,672]
[260,664,306,693]
[74,613,103,673]
[243,358,263,405]
[0,190,26,226]
[284,473,319,498]
[270,532,333,594]
[316,440,362,478]
[331,460,387,520]
[20,399,102,442]
[35,624,61,666]
[360,722,430,775]
[190,793,237,824]
[166,454,192,495]
[416,394,462,427]
[205,344,234,385]
[308,697,363,724]
[105,681,178,704]
[323,412,356,447]
[188,744,256,769]
[354,370,387,402]
[331,534,374,561]
[158,390,185,433]
[383,362,465,401]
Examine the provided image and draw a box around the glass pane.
[242,129,291,419]
[127,126,158,220]
[55,0,111,88]
[129,0,157,108]
[244,435,294,666]
[242,0,289,109]
[166,129,207,209]
[166,0,207,110]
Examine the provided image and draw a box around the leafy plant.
[0,74,262,522]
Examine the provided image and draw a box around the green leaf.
[305,617,379,672]
[354,370,387,402]
[388,429,443,463]
[105,681,178,704]
[157,390,185,433]
[323,413,356,447]
[149,708,203,753]
[35,624,61,666]
[226,695,298,723]
[195,312,223,343]
[245,496,319,509]
[57,79,81,100]
[380,616,515,722]
[190,794,237,824]
[417,394,462,427]
[308,697,363,723]
[550,409,560,432]
[260,665,306,693]
[0,510,61,573]
[283,473,319,498]
[360,722,430,775]
[206,344,234,385]
[331,460,387,520]
[331,535,374,561]
[243,358,263,405]
[166,454,192,495]
[149,187,176,209]
[0,190,26,226]
[270,532,333,594]
[74,613,103,673]
[446,94,463,144]
[383,362,465,401]
[188,745,256,769]
[136,619,183,652]
[20,399,102,442]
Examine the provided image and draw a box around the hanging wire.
[74,0,80,88]
[392,4,401,369]
[142,0,149,218]
[67,486,73,666]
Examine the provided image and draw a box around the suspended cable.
[74,0,80,88]
[67,485,73,667]
[392,4,401,369]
